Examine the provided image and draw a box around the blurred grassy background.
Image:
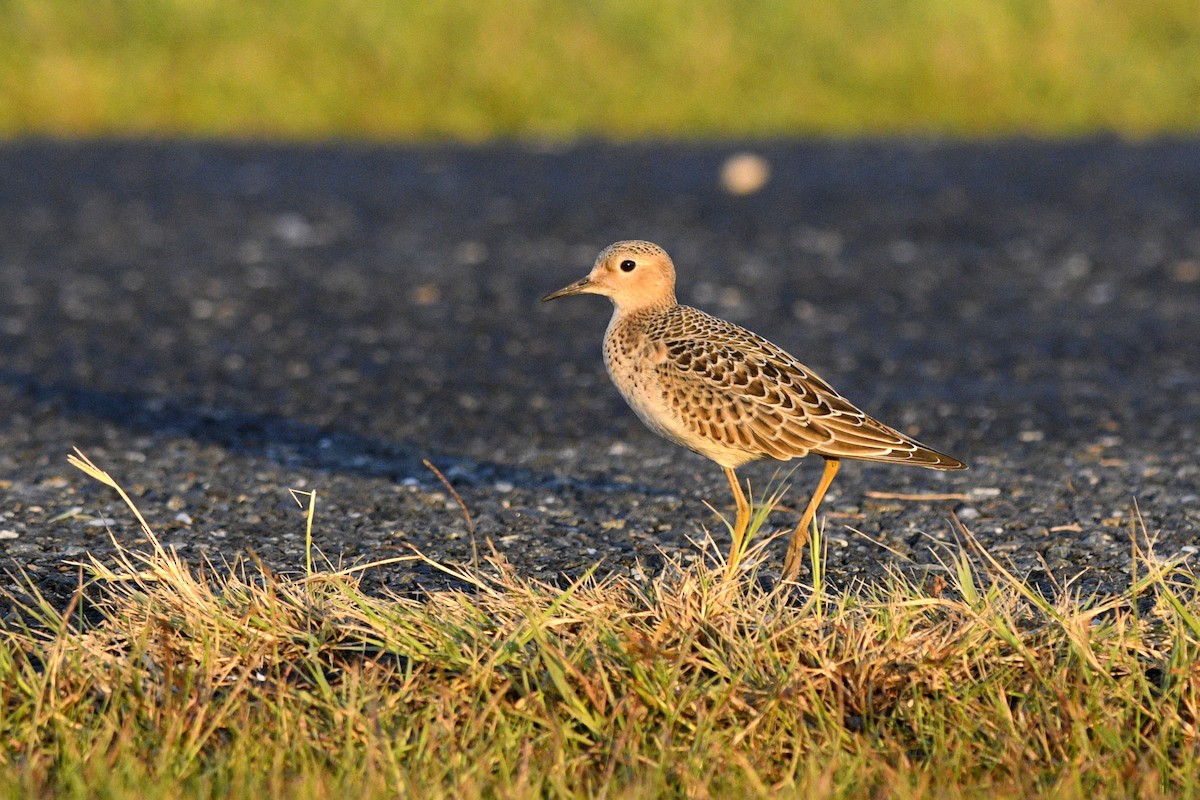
[2,0,1198,139]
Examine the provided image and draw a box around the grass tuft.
[0,452,1198,797]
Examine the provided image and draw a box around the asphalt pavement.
[1,137,1198,604]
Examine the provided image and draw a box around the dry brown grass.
[0,451,1197,797]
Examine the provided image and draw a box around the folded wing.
[655,307,966,470]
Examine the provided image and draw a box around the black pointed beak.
[542,277,594,301]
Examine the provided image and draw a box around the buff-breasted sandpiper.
[543,240,966,579]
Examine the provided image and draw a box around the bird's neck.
[605,299,675,344]
[610,295,677,318]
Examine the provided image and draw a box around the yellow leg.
[723,466,751,576]
[783,457,840,580]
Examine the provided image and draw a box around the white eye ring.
[619,259,636,272]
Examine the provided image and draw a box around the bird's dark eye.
[620,259,636,272]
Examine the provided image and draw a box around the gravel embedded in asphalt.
[1,138,1198,607]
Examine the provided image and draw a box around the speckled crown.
[596,240,670,264]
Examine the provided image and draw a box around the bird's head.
[543,240,677,311]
